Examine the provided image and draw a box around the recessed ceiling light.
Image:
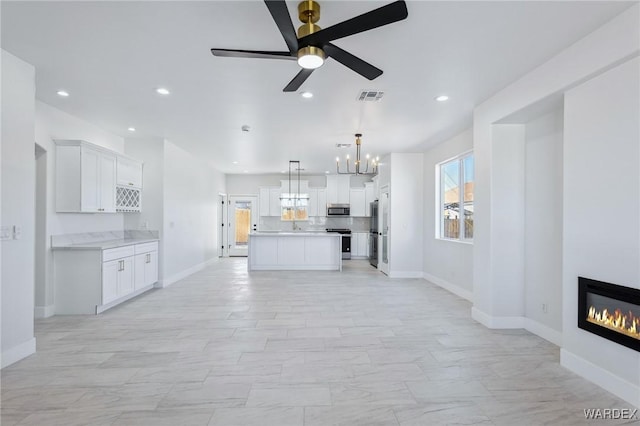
[127,127,136,132]
[232,161,238,165]
[281,170,286,174]
[301,91,313,99]
[156,87,170,95]
[57,90,69,97]
[325,171,330,174]
[435,95,449,102]
[243,170,248,173]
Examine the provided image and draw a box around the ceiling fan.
[210,0,408,92]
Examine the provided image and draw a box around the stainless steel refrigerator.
[369,200,379,267]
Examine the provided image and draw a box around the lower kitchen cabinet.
[53,240,159,314]
[102,257,134,305]
[352,232,370,258]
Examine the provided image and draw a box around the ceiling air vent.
[357,90,384,102]
[336,143,351,148]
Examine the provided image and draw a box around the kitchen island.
[248,232,342,271]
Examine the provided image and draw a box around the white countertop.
[52,238,160,250]
[250,231,339,237]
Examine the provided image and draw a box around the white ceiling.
[1,1,633,175]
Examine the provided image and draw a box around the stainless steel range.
[326,228,352,259]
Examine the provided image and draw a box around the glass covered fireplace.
[578,277,640,352]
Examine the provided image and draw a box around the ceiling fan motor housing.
[297,0,325,63]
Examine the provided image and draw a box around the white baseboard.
[423,272,473,301]
[561,349,640,408]
[1,338,36,369]
[471,307,525,328]
[389,271,423,278]
[158,258,218,288]
[34,304,55,319]
[523,318,563,347]
[471,308,563,347]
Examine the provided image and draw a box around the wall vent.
[335,143,351,148]
[357,90,384,102]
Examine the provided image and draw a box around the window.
[280,193,309,221]
[438,153,474,241]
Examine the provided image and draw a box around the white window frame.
[436,151,473,243]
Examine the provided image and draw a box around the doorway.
[379,187,390,275]
[228,195,257,257]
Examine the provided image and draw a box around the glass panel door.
[228,195,257,257]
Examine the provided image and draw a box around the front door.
[228,195,258,257]
[379,188,390,275]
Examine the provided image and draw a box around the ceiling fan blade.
[283,68,314,92]
[298,1,408,47]
[323,43,382,80]
[264,0,299,55]
[211,48,295,60]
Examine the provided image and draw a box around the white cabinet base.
[248,233,342,271]
[96,284,155,314]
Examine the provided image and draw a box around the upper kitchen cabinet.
[326,175,350,204]
[259,186,282,217]
[308,188,327,217]
[55,140,143,213]
[116,157,143,188]
[56,141,116,213]
[349,188,366,217]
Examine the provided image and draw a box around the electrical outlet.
[0,226,11,241]
[13,225,22,240]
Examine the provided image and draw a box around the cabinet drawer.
[135,241,158,254]
[103,246,135,262]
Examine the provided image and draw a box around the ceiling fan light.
[297,46,325,69]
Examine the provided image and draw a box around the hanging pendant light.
[335,134,378,175]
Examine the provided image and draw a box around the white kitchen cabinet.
[259,187,270,216]
[317,189,327,217]
[102,256,134,304]
[56,140,141,213]
[269,188,282,216]
[349,188,366,217]
[116,157,143,188]
[53,240,159,314]
[258,187,282,217]
[134,249,158,290]
[308,188,327,217]
[326,175,351,204]
[352,232,370,258]
[364,182,375,217]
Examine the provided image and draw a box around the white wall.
[1,50,36,367]
[34,101,125,315]
[389,153,424,278]
[563,57,639,404]
[471,5,639,405]
[524,109,563,333]
[422,129,474,300]
[162,140,225,285]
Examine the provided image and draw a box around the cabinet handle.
[128,182,133,186]
[146,253,150,263]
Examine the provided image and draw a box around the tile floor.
[1,258,636,425]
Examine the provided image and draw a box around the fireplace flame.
[587,306,640,340]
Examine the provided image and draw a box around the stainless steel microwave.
[327,204,350,216]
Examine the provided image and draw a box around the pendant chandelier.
[336,133,378,175]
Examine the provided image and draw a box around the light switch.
[0,226,11,241]
[13,225,22,240]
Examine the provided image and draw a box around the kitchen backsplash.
[259,216,371,233]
